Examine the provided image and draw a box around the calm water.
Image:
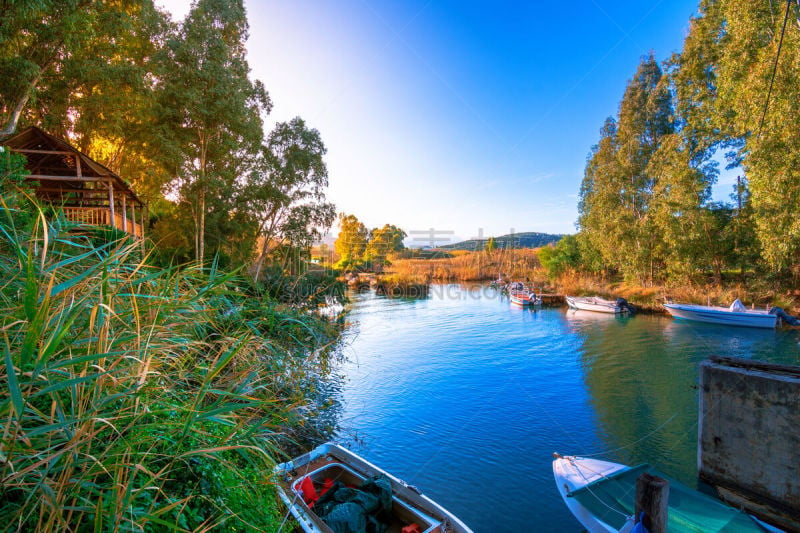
[328,284,800,532]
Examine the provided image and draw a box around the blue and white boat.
[552,454,779,532]
[663,302,778,329]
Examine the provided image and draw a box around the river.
[327,284,800,532]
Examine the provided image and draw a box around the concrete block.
[699,356,800,530]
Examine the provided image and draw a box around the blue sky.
[160,0,711,243]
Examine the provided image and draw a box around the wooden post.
[131,203,136,237]
[635,473,669,533]
[121,194,128,233]
[107,181,115,229]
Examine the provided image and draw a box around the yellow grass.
[387,249,546,283]
[555,272,799,313]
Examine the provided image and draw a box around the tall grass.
[388,249,545,282]
[0,189,340,531]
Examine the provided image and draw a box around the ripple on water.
[331,286,800,532]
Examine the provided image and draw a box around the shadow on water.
[306,285,800,532]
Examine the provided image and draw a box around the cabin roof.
[1,125,144,206]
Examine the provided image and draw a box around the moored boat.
[552,454,773,532]
[510,289,542,307]
[275,443,473,533]
[566,296,633,314]
[663,301,778,329]
[508,281,542,307]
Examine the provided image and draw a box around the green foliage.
[154,0,271,265]
[578,55,674,285]
[440,231,562,251]
[334,216,407,271]
[365,224,406,267]
[249,118,336,281]
[670,0,800,277]
[538,235,582,279]
[485,237,497,252]
[0,191,341,531]
[334,213,369,269]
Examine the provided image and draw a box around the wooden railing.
[62,207,143,238]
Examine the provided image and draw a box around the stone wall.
[699,356,800,531]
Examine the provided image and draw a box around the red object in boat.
[299,476,318,504]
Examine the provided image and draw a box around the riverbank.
[0,197,343,530]
[386,249,800,315]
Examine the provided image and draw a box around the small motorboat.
[508,282,542,307]
[566,296,634,314]
[275,443,473,533]
[663,300,778,329]
[552,454,773,532]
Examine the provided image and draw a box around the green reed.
[0,188,340,531]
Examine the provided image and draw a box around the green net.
[567,464,766,532]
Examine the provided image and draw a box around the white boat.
[274,443,473,533]
[663,302,777,329]
[566,296,632,314]
[552,454,775,532]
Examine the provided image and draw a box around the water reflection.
[316,285,799,532]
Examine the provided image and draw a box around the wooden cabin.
[1,126,146,238]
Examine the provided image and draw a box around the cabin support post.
[107,180,115,229]
[635,473,669,533]
[131,203,137,236]
[122,194,128,233]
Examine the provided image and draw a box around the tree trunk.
[198,188,205,265]
[0,47,61,137]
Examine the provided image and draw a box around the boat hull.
[510,291,541,307]
[274,443,473,533]
[553,456,634,532]
[566,296,624,314]
[553,454,774,533]
[663,303,777,329]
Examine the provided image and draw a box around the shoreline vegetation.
[370,248,800,315]
[4,0,800,531]
[0,189,345,530]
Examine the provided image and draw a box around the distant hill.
[440,231,564,251]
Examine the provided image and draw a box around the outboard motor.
[616,297,636,314]
[769,306,800,326]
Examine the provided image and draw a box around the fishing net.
[314,474,393,533]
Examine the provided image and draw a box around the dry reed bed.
[388,249,546,283]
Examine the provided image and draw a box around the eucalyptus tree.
[672,0,800,276]
[0,1,168,142]
[578,56,673,284]
[155,0,271,265]
[67,4,172,200]
[0,0,93,136]
[721,0,800,276]
[578,117,622,275]
[249,118,336,281]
